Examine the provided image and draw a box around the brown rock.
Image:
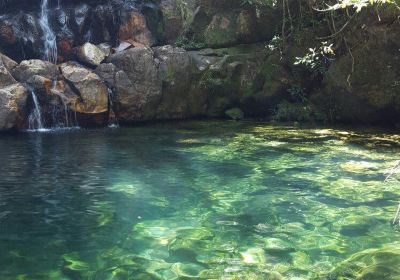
[119,11,154,47]
[60,62,108,114]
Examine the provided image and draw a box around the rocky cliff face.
[0,0,399,131]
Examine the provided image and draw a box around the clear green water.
[0,121,399,280]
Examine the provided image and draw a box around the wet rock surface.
[0,83,28,131]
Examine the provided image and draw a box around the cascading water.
[28,90,45,131]
[39,0,57,63]
[27,84,80,132]
[107,88,119,127]
[51,83,79,129]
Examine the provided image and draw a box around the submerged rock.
[323,245,400,279]
[240,247,266,265]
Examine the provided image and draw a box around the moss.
[174,36,207,50]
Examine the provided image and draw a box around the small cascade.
[28,90,45,131]
[107,88,119,128]
[27,83,80,132]
[39,0,58,63]
[51,83,79,129]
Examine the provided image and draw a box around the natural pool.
[0,121,399,280]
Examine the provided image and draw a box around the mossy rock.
[314,22,400,124]
[204,13,237,48]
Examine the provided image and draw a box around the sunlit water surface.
[0,121,399,279]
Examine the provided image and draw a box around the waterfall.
[39,0,57,63]
[107,88,119,128]
[28,91,45,131]
[28,84,80,132]
[51,83,79,129]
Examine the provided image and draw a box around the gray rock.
[107,48,162,121]
[0,65,17,88]
[95,63,117,87]
[0,53,18,72]
[76,43,107,67]
[0,83,28,131]
[12,60,59,82]
[97,43,112,57]
[154,45,206,118]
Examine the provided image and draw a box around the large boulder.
[154,45,206,118]
[75,42,107,67]
[106,47,162,121]
[95,63,117,87]
[159,0,185,43]
[0,13,43,62]
[60,62,108,114]
[204,13,237,47]
[240,52,294,117]
[0,53,18,71]
[0,53,18,88]
[159,0,198,43]
[188,44,269,117]
[0,65,17,88]
[312,24,400,124]
[187,2,280,48]
[0,83,28,131]
[119,10,155,47]
[12,60,59,82]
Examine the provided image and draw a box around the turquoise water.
[0,121,399,279]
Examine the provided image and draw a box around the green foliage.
[175,36,207,50]
[266,35,283,53]
[294,42,333,69]
[287,85,307,103]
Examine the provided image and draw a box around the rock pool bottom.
[0,121,399,279]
